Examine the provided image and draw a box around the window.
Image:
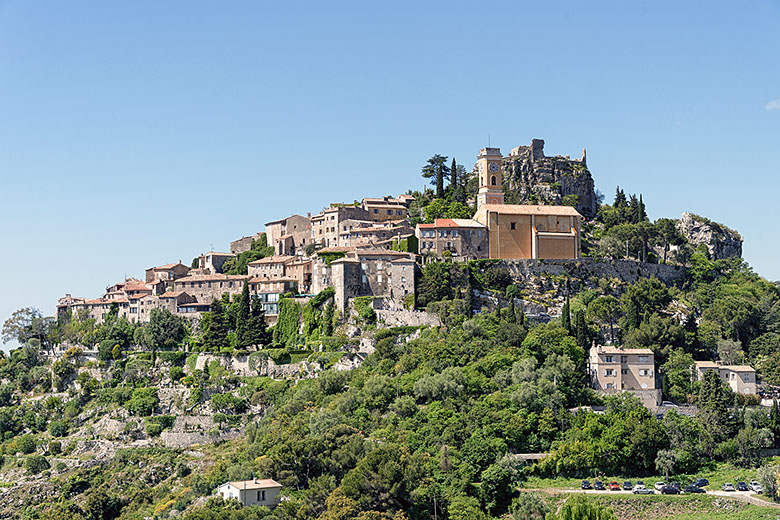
[510,222,516,230]
[373,209,378,214]
[377,275,382,283]
[620,356,628,363]
[362,275,367,283]
[396,210,402,215]
[604,356,614,363]
[604,369,616,376]
[387,210,392,214]
[605,383,614,389]
[621,368,628,375]
[638,355,649,362]
[639,369,651,376]
[401,276,406,282]
[491,175,496,185]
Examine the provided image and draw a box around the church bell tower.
[476,147,504,208]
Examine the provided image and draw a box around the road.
[527,487,780,509]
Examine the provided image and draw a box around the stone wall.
[503,258,686,286]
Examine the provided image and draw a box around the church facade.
[472,147,582,260]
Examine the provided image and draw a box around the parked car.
[636,480,645,486]
[622,481,633,490]
[581,480,591,490]
[684,485,705,494]
[661,485,680,495]
[694,478,709,487]
[750,481,763,493]
[737,482,749,491]
[722,483,735,492]
[633,485,654,494]
[654,482,666,491]
[670,482,681,490]
[661,401,678,407]
[594,481,605,490]
[608,481,621,491]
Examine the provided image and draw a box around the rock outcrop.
[677,212,742,259]
[501,139,598,219]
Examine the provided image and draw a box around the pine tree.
[236,282,251,347]
[614,186,627,208]
[421,155,451,199]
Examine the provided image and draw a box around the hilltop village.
[9,139,780,520]
[56,143,584,325]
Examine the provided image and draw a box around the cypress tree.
[561,283,571,334]
[771,399,780,448]
[638,194,647,221]
[623,298,640,330]
[450,157,457,197]
[236,282,251,347]
[203,299,229,352]
[575,310,588,350]
[244,295,270,348]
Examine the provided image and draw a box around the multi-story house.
[416,219,488,260]
[311,205,370,248]
[264,214,312,255]
[694,361,757,395]
[589,345,661,408]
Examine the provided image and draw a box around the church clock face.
[488,162,499,173]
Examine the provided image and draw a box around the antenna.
[488,133,491,147]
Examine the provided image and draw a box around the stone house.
[416,218,488,260]
[286,258,312,292]
[198,252,236,275]
[216,479,282,508]
[339,222,415,249]
[471,147,582,260]
[247,255,297,279]
[265,214,312,256]
[326,249,417,312]
[311,205,370,248]
[694,361,757,395]
[173,274,248,302]
[361,196,409,222]
[144,262,191,284]
[248,277,298,294]
[589,345,661,408]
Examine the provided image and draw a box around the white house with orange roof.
[694,361,757,395]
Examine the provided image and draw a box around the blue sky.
[1,1,779,338]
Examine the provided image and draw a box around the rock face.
[501,139,598,219]
[677,212,743,259]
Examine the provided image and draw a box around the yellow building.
[472,147,582,259]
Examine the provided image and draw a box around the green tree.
[545,495,617,520]
[126,387,159,416]
[203,298,230,351]
[147,308,186,349]
[421,155,450,199]
[236,282,251,347]
[655,218,684,264]
[587,296,620,344]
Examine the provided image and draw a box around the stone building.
[247,255,297,279]
[361,196,409,222]
[248,277,298,294]
[589,345,661,408]
[416,218,488,260]
[265,214,312,256]
[471,147,582,260]
[144,262,191,284]
[339,222,415,249]
[324,249,416,312]
[230,233,263,255]
[197,252,236,275]
[694,361,757,395]
[311,205,370,248]
[173,274,248,302]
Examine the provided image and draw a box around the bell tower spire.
[476,147,504,208]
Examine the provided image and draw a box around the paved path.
[526,487,780,509]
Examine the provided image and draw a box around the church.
[472,147,582,260]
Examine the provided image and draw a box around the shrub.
[169,366,185,382]
[48,420,68,438]
[353,296,376,324]
[49,441,62,455]
[16,434,36,454]
[125,388,159,416]
[145,422,163,437]
[24,455,49,475]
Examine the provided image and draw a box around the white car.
[750,481,763,493]
[633,485,654,494]
[654,482,666,491]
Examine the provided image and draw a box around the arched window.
[491,175,496,186]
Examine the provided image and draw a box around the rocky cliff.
[677,212,743,259]
[501,139,598,219]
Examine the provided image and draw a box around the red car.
[608,481,621,491]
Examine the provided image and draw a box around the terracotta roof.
[150,262,187,271]
[176,274,248,282]
[204,251,235,257]
[481,204,582,217]
[248,255,295,265]
[316,246,355,254]
[225,479,282,490]
[417,223,435,229]
[159,291,185,298]
[355,249,412,257]
[431,218,486,228]
[695,361,719,368]
[366,203,407,210]
[265,214,308,226]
